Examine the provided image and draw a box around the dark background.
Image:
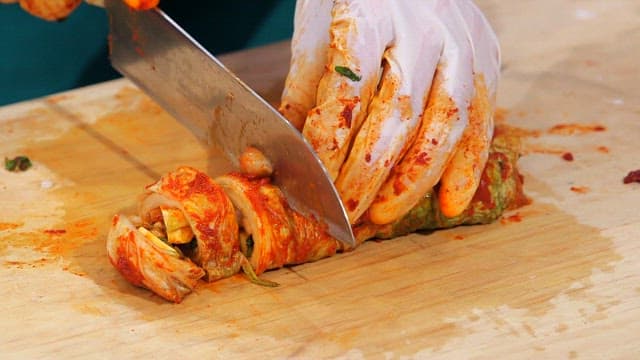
[0,1,295,106]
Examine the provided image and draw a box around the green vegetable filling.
[5,156,32,172]
[178,237,197,257]
[335,66,362,82]
[245,235,254,259]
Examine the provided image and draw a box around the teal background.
[0,1,295,106]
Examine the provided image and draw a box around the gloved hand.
[279,0,500,225]
[2,0,157,21]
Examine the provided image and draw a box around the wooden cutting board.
[1,1,639,358]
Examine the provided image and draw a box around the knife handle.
[85,0,105,7]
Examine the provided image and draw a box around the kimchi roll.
[215,173,340,275]
[106,214,205,303]
[139,166,243,282]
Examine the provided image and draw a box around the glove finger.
[438,77,494,217]
[437,0,501,217]
[19,0,81,21]
[122,0,159,10]
[367,2,475,225]
[279,0,333,130]
[336,7,444,223]
[457,0,501,95]
[301,0,393,180]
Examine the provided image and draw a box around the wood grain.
[1,1,640,358]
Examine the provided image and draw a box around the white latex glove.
[4,0,156,21]
[280,0,500,225]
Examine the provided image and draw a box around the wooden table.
[1,1,639,358]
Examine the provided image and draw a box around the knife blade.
[104,0,355,247]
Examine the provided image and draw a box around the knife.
[102,0,355,247]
